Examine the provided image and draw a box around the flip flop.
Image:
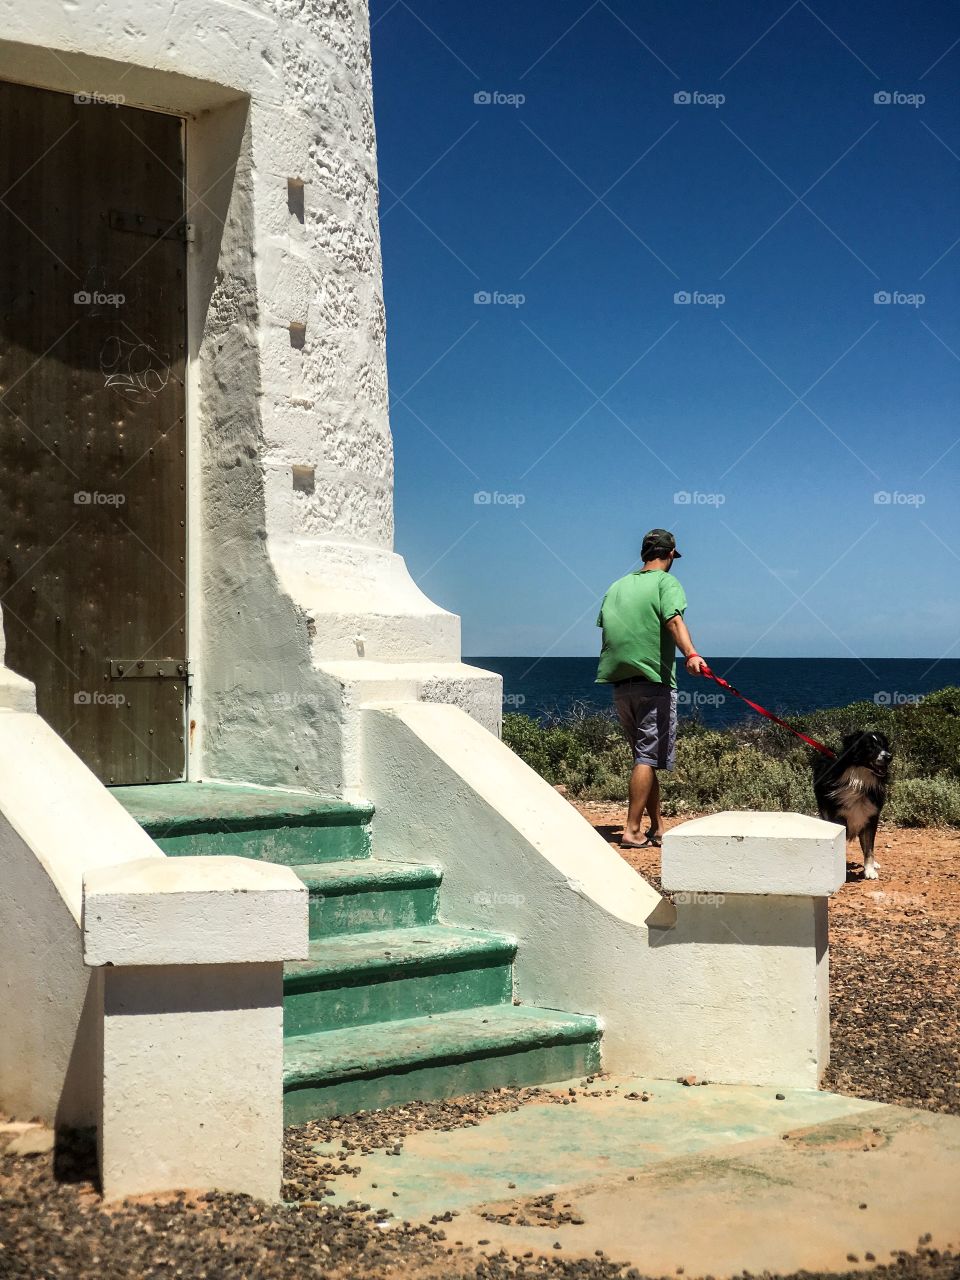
[620,836,662,849]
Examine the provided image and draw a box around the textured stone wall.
[253,0,394,550]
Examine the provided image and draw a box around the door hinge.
[109,209,195,242]
[109,659,192,683]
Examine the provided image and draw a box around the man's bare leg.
[624,763,656,844]
[645,770,663,842]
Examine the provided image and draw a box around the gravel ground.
[2,815,958,1279]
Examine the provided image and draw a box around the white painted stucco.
[0,0,500,798]
[83,856,309,967]
[0,701,164,1126]
[662,811,847,897]
[99,962,286,1201]
[363,702,844,1088]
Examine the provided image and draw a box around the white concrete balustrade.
[0,665,308,1202]
[364,702,847,1088]
[84,857,307,1201]
[660,811,847,1086]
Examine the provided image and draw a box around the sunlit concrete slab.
[327,1078,960,1276]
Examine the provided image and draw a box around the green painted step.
[291,860,442,937]
[112,782,373,862]
[283,1005,603,1121]
[283,925,516,1036]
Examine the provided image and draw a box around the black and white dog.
[814,731,892,880]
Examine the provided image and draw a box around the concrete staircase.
[115,783,602,1120]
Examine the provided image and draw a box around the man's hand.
[685,653,707,677]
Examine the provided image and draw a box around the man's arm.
[665,613,706,676]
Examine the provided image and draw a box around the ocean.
[465,657,960,730]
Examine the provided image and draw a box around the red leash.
[698,663,837,759]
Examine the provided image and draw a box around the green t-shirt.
[596,569,687,687]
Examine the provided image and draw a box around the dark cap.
[641,528,682,559]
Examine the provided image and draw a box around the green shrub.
[884,775,960,826]
[501,687,960,826]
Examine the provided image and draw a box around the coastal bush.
[501,686,960,826]
[885,776,960,827]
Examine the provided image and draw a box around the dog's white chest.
[832,767,880,837]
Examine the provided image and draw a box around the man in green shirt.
[596,529,707,849]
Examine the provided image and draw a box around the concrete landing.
[325,1078,960,1276]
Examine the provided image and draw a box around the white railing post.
[83,855,308,1201]
[660,812,846,1088]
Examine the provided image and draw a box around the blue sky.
[369,0,960,659]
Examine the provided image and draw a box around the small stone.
[775,1093,786,1101]
[860,1203,868,1210]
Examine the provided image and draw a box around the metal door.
[0,80,188,783]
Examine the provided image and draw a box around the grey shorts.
[613,679,677,770]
